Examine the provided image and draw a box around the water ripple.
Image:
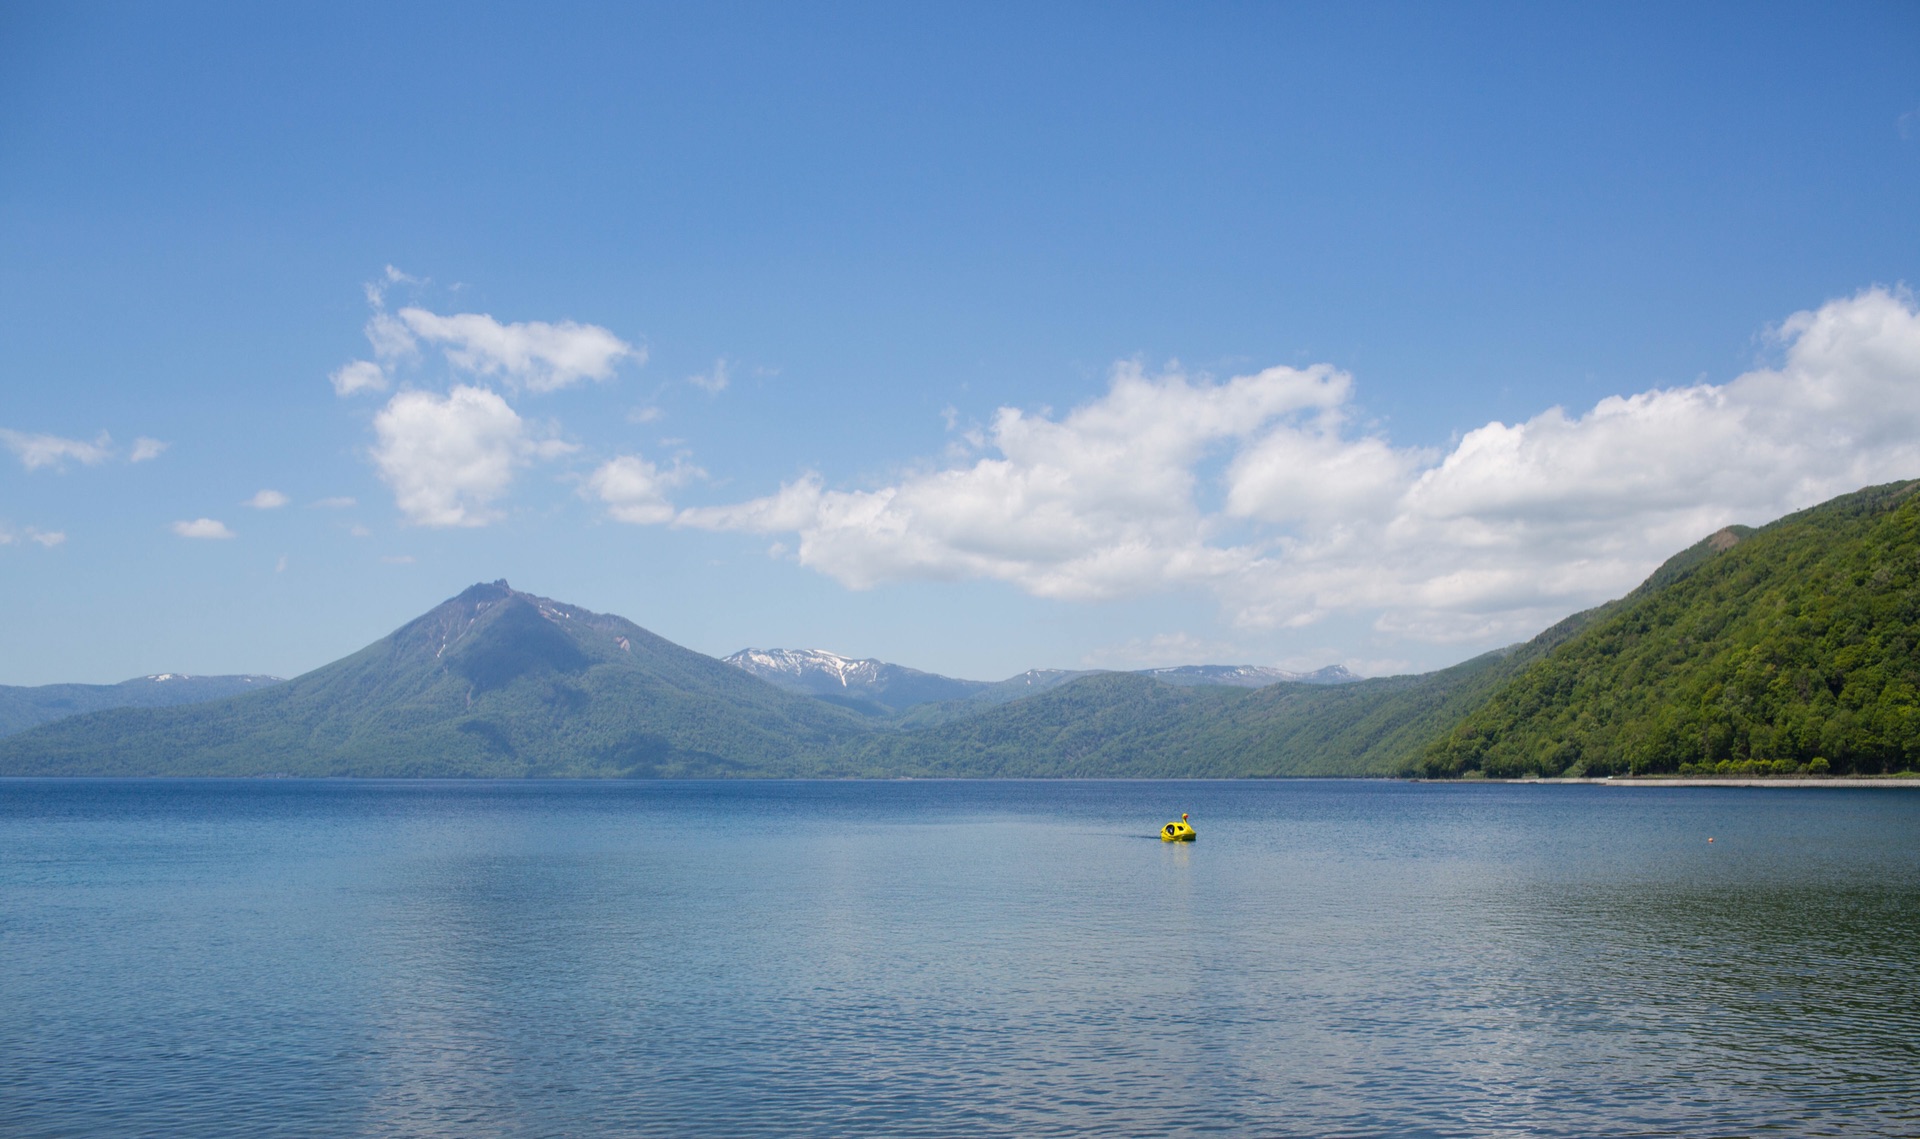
[1,779,1916,1137]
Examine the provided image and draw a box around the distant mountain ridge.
[0,674,283,738]
[724,648,1358,714]
[4,480,1914,779]
[1139,664,1359,688]
[0,582,870,777]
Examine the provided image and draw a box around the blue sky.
[3,1,1917,686]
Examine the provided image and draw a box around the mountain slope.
[1423,480,1920,777]
[0,674,282,737]
[0,582,872,777]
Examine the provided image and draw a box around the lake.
[2,779,1916,1137]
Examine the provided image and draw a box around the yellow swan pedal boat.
[1160,813,1197,842]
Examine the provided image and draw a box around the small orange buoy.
[1708,837,1714,843]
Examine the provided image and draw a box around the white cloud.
[365,312,418,363]
[275,554,288,573]
[627,406,665,424]
[0,525,65,548]
[586,454,701,525]
[1,429,113,471]
[681,360,1342,598]
[330,360,388,397]
[394,307,639,394]
[371,384,574,527]
[381,554,415,565]
[173,518,236,540]
[364,264,423,308]
[688,358,730,393]
[129,437,169,462]
[245,489,290,509]
[683,287,1920,646]
[313,496,357,509]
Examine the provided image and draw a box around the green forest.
[1423,481,1920,778]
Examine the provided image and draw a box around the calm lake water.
[2,779,1917,1138]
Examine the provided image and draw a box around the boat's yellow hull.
[1160,822,1196,842]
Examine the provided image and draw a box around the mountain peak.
[454,580,515,604]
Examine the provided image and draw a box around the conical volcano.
[0,582,870,777]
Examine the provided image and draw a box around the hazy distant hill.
[845,642,1550,777]
[0,674,282,737]
[725,648,1358,717]
[1138,664,1359,688]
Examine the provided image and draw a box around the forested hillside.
[1423,480,1920,777]
[847,650,1522,777]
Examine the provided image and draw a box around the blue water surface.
[2,779,1916,1138]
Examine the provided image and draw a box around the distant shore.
[1459,776,1920,788]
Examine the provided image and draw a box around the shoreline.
[1473,776,1920,788]
[1,773,1916,786]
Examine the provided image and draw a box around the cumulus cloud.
[330,360,388,397]
[365,311,418,363]
[585,454,701,525]
[312,496,357,509]
[371,385,574,527]
[1,429,113,471]
[245,489,290,509]
[336,274,656,520]
[682,287,1920,645]
[334,268,639,399]
[386,308,639,394]
[129,437,169,462]
[173,518,235,540]
[681,360,1345,598]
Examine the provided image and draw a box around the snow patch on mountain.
[724,648,889,688]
